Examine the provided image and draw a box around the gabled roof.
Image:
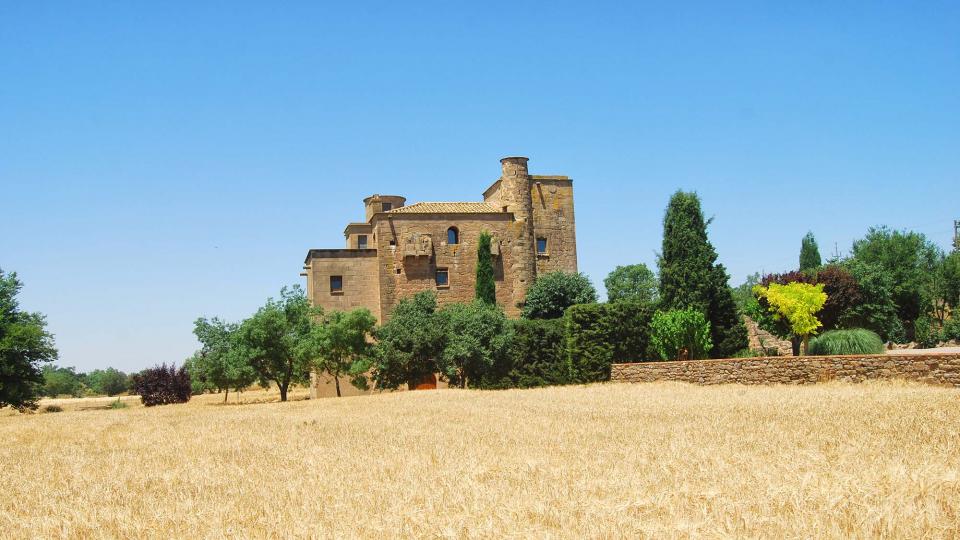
[385,202,503,214]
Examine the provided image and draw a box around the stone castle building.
[302,157,578,323]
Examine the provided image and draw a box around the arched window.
[447,227,459,245]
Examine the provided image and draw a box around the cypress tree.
[475,231,496,304]
[657,191,748,358]
[799,231,822,272]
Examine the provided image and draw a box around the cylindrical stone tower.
[499,156,537,307]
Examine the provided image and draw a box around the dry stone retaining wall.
[611,353,960,387]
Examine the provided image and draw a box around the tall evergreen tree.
[657,191,748,358]
[475,231,496,304]
[799,231,822,272]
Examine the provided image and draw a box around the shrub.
[807,329,885,356]
[942,319,960,341]
[130,364,191,406]
[912,317,939,349]
[42,405,63,413]
[483,318,568,389]
[565,300,655,382]
[108,399,127,409]
[649,309,712,361]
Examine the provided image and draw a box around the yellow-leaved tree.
[753,282,827,355]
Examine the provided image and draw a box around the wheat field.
[2,381,959,539]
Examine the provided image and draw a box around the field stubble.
[1,381,958,538]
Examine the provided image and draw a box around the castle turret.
[499,157,537,307]
[363,194,406,221]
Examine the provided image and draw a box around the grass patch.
[808,328,885,355]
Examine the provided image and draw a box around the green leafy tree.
[657,191,747,358]
[838,260,903,342]
[236,285,318,402]
[850,226,942,338]
[732,272,761,313]
[799,231,822,272]
[437,301,510,388]
[191,317,258,402]
[942,251,960,313]
[0,269,58,410]
[475,231,496,305]
[41,365,87,397]
[604,264,658,304]
[649,309,712,361]
[372,291,445,390]
[86,367,129,396]
[521,271,597,319]
[755,282,827,355]
[302,308,377,397]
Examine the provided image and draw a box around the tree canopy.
[302,308,377,396]
[850,226,942,338]
[603,264,658,304]
[755,282,827,354]
[190,317,257,402]
[0,269,58,410]
[235,285,318,401]
[437,301,510,388]
[521,271,597,319]
[372,291,445,390]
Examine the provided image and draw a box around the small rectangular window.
[382,202,393,212]
[330,275,343,293]
[435,268,449,287]
[357,235,367,249]
[536,237,548,254]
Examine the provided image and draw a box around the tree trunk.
[801,335,810,356]
[279,383,288,402]
[791,337,801,356]
[224,388,229,403]
[334,376,341,397]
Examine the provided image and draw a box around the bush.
[807,329,885,356]
[42,405,63,413]
[483,318,568,389]
[913,318,939,349]
[942,319,960,341]
[108,399,127,409]
[649,309,712,361]
[565,300,655,382]
[130,364,191,406]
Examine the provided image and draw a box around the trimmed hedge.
[483,318,568,389]
[565,300,655,383]
[807,329,885,356]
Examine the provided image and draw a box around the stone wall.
[611,353,960,387]
[743,316,793,356]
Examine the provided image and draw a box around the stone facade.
[302,156,578,322]
[611,353,960,387]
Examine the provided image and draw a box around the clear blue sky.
[2,2,958,373]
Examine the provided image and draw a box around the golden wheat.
[2,381,959,539]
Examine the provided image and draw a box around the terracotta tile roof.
[386,202,503,214]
